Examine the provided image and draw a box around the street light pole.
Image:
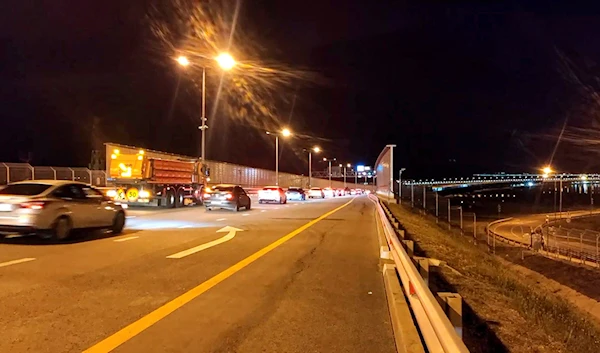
[342,165,347,188]
[308,152,312,188]
[176,53,236,161]
[328,160,332,187]
[399,168,406,204]
[200,67,206,160]
[559,174,563,216]
[275,135,279,185]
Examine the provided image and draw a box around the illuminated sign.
[356,165,365,172]
[365,166,371,171]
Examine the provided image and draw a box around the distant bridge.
[404,173,599,191]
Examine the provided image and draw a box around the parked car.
[335,188,344,196]
[323,187,335,198]
[204,184,251,211]
[308,187,325,199]
[344,187,351,195]
[258,186,287,204]
[285,187,306,201]
[0,180,126,240]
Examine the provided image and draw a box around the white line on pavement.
[166,226,242,259]
[126,216,136,219]
[178,225,193,229]
[260,210,266,212]
[114,236,139,242]
[216,218,227,221]
[242,213,250,216]
[0,258,36,268]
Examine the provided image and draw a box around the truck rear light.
[225,193,233,200]
[20,201,46,210]
[203,193,211,198]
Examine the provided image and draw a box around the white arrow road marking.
[0,258,36,268]
[166,226,243,259]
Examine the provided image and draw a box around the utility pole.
[399,168,406,204]
[423,186,426,210]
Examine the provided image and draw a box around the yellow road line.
[83,198,355,353]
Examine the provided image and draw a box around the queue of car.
[0,180,366,241]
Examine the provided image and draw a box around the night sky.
[1,1,600,178]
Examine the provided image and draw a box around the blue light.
[526,181,534,187]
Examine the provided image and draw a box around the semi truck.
[104,143,209,208]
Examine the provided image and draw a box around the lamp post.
[176,53,236,161]
[543,166,563,219]
[398,168,406,204]
[322,157,336,187]
[267,128,292,185]
[344,163,351,188]
[307,146,320,188]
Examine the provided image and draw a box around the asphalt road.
[0,195,396,353]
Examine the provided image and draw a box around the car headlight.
[106,189,117,198]
[139,190,150,198]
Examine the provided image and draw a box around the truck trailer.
[104,143,208,208]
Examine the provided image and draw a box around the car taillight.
[203,193,211,198]
[225,193,233,200]
[20,201,46,210]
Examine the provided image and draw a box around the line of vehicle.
[83,197,355,353]
[0,257,36,268]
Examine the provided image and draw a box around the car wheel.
[111,212,125,234]
[206,207,212,211]
[246,200,251,210]
[53,216,72,241]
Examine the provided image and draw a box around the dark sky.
[2,1,600,178]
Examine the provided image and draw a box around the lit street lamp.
[267,128,292,185]
[542,166,563,218]
[176,53,236,161]
[307,146,320,188]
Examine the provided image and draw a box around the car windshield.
[212,186,234,192]
[0,183,52,196]
[263,187,278,190]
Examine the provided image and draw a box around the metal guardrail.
[372,195,469,353]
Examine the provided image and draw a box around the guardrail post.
[50,167,57,180]
[69,168,75,181]
[417,258,430,287]
[29,165,34,180]
[403,240,414,257]
[459,207,463,232]
[437,293,463,339]
[3,163,8,184]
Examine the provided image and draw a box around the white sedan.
[0,180,126,240]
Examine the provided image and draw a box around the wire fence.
[0,163,107,186]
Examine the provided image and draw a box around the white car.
[0,180,126,240]
[323,188,335,198]
[308,187,325,199]
[258,186,287,204]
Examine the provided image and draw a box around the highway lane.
[0,195,395,353]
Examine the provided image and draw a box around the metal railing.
[0,163,107,186]
[372,195,469,353]
[487,211,600,268]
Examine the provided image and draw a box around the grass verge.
[387,202,600,353]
